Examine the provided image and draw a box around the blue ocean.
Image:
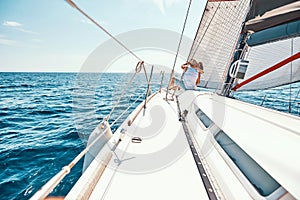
[0,72,299,200]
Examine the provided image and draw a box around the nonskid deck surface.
[66,92,210,200]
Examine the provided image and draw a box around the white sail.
[188,0,251,89]
[238,37,300,90]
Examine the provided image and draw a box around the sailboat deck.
[65,89,300,200]
[66,92,210,200]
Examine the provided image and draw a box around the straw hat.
[189,59,204,74]
[189,59,198,66]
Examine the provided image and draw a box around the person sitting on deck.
[168,77,181,91]
[181,59,204,90]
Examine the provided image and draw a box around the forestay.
[188,0,250,89]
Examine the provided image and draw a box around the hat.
[189,59,198,66]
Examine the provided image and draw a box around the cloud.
[17,28,39,35]
[153,0,166,14]
[2,20,39,35]
[148,0,182,15]
[0,38,17,46]
[0,35,17,46]
[81,19,93,24]
[31,38,42,43]
[3,21,22,27]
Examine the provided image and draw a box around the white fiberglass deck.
[66,92,210,200]
[179,90,300,199]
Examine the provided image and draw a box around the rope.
[166,0,193,99]
[65,0,142,61]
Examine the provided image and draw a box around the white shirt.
[183,65,198,90]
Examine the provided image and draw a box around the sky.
[0,0,205,72]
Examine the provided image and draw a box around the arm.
[196,72,201,85]
[181,63,189,72]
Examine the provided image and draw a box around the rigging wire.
[108,61,144,118]
[65,0,155,120]
[110,92,144,127]
[188,2,221,60]
[65,0,142,61]
[166,0,193,98]
[289,38,294,113]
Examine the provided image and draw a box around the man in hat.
[181,59,204,90]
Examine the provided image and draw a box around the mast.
[221,31,248,96]
[222,0,300,93]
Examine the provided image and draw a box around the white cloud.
[144,0,182,15]
[2,20,38,35]
[17,28,39,35]
[0,38,17,46]
[153,0,166,14]
[81,19,92,24]
[3,21,22,27]
[165,0,180,7]
[31,38,42,43]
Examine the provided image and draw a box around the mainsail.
[188,0,251,89]
[235,0,300,91]
[237,37,300,90]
